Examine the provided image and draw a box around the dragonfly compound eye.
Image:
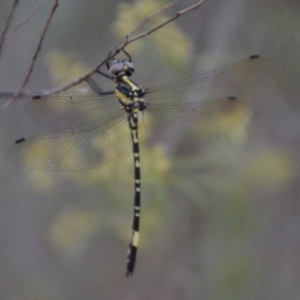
[109,60,135,77]
[124,61,135,72]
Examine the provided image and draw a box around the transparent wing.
[25,93,121,129]
[7,56,272,170]
[144,56,272,145]
[146,55,272,99]
[7,112,130,171]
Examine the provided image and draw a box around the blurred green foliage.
[113,0,193,68]
[49,206,100,256]
[47,50,89,87]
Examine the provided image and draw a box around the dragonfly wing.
[142,96,248,150]
[7,116,130,171]
[146,55,272,100]
[143,56,271,147]
[25,93,121,129]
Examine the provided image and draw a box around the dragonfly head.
[108,59,135,78]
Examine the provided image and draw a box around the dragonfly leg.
[122,49,132,62]
[85,76,114,95]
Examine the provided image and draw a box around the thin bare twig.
[0,0,19,57]
[0,0,206,100]
[0,0,59,112]
[0,88,89,98]
[33,0,206,98]
[126,0,206,45]
[0,90,34,98]
[128,0,179,36]
[4,0,48,42]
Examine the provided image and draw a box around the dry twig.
[34,0,207,98]
[0,0,206,102]
[0,0,59,112]
[0,0,19,58]
[0,90,35,98]
[127,0,179,36]
[4,0,48,42]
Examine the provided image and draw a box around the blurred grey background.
[0,0,300,299]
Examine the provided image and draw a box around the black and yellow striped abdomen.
[113,73,146,276]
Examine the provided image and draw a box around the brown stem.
[0,0,59,112]
[128,0,179,36]
[126,0,206,45]
[0,0,19,57]
[4,0,48,42]
[0,1,207,100]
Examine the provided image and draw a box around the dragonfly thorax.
[116,85,146,112]
[112,60,147,113]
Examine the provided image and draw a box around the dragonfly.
[7,51,272,276]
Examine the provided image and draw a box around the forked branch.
[31,0,207,98]
[3,0,48,42]
[127,0,179,36]
[0,0,207,105]
[0,0,19,58]
[0,0,59,112]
